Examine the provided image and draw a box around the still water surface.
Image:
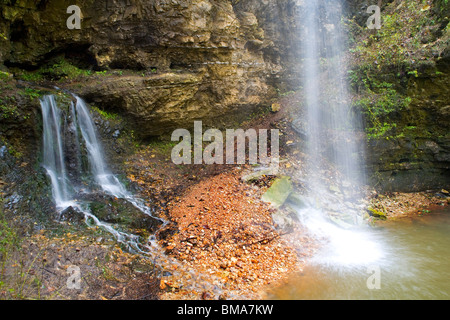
[268,207,450,300]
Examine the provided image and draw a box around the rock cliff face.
[0,0,304,136]
[349,0,450,192]
[1,0,449,192]
[0,0,368,136]
[366,60,450,192]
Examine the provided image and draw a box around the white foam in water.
[299,208,383,266]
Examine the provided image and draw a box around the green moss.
[0,198,21,281]
[346,3,445,141]
[0,71,11,81]
[0,104,20,120]
[45,59,92,80]
[0,88,34,122]
[367,207,387,220]
[367,122,397,140]
[18,71,44,82]
[147,139,178,156]
[348,1,445,71]
[91,106,119,120]
[407,70,419,78]
[16,58,92,83]
[94,70,108,76]
[351,70,412,140]
[18,87,42,101]
[276,88,296,97]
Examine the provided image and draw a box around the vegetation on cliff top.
[347,0,449,139]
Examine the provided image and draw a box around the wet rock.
[435,192,449,199]
[261,176,293,208]
[5,192,22,209]
[291,119,309,140]
[329,215,354,229]
[329,185,341,194]
[86,196,162,233]
[366,66,450,192]
[241,167,277,182]
[272,209,296,229]
[367,207,387,220]
[285,192,307,210]
[59,206,85,224]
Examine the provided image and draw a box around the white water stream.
[41,94,164,254]
[297,0,380,267]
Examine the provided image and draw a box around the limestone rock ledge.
[0,0,302,136]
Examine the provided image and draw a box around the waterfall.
[40,94,221,293]
[74,96,129,198]
[296,0,381,266]
[40,93,165,252]
[301,0,364,197]
[41,95,71,208]
[41,94,128,206]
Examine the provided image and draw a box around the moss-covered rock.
[82,194,162,233]
[348,0,450,192]
[367,207,387,220]
[261,176,293,208]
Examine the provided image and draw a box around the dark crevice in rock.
[9,20,27,43]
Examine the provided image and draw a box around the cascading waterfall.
[301,0,364,199]
[74,96,162,219]
[41,95,71,208]
[297,0,382,266]
[40,94,241,295]
[40,93,165,253]
[74,96,128,198]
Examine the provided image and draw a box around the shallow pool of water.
[267,207,450,300]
